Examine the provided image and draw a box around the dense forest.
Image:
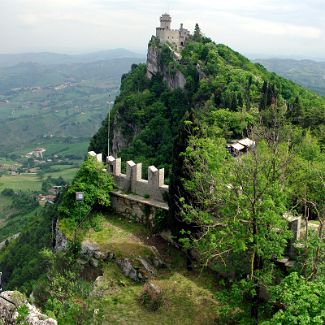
[1,28,324,324]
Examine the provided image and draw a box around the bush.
[139,282,163,311]
[58,155,114,224]
[1,188,15,196]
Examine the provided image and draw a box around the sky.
[0,0,325,59]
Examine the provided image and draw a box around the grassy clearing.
[0,174,42,192]
[43,167,79,183]
[75,213,222,324]
[0,165,78,193]
[91,263,220,325]
[84,214,151,258]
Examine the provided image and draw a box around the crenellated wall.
[107,156,168,203]
[88,151,103,163]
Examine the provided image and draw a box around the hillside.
[90,37,325,169]
[0,57,144,157]
[87,32,325,323]
[255,58,325,96]
[1,25,325,324]
[0,49,143,68]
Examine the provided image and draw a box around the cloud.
[0,0,324,58]
[239,17,322,39]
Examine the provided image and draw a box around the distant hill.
[0,49,144,68]
[0,58,145,92]
[0,57,144,156]
[255,58,325,96]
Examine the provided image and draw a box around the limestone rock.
[0,291,57,325]
[146,45,186,90]
[149,246,167,269]
[24,303,57,324]
[0,233,20,252]
[137,257,157,278]
[116,258,140,282]
[81,240,109,261]
[90,258,99,268]
[55,223,68,252]
[90,276,105,298]
[81,240,100,258]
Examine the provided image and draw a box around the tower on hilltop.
[160,13,172,29]
[155,13,190,52]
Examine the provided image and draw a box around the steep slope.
[1,30,325,325]
[89,36,325,170]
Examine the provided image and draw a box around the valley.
[0,55,144,244]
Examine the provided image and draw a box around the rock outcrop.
[0,233,20,252]
[0,291,57,325]
[116,258,141,282]
[54,222,68,252]
[146,46,186,90]
[80,240,114,267]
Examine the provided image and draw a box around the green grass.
[0,165,78,193]
[0,174,42,192]
[77,213,223,324]
[90,263,220,325]
[0,195,13,227]
[0,206,41,242]
[83,213,151,258]
[43,141,89,157]
[43,167,78,182]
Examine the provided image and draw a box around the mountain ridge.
[0,48,144,68]
[255,58,325,96]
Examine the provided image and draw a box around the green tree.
[193,23,202,41]
[179,133,292,321]
[58,155,113,226]
[288,132,325,279]
[262,272,325,324]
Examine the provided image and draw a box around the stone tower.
[155,13,190,52]
[160,13,172,29]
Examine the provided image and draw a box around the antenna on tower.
[166,0,170,13]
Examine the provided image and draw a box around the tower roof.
[160,13,171,22]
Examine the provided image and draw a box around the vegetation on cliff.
[89,37,324,170]
[89,33,325,323]
[1,30,324,324]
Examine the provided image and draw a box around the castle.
[156,13,190,51]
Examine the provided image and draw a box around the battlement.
[155,13,190,51]
[88,151,103,162]
[107,156,168,203]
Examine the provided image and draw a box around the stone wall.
[86,152,169,229]
[110,191,168,229]
[107,156,168,203]
[155,14,190,52]
[88,151,103,163]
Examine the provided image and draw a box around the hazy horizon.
[1,48,324,63]
[1,0,325,60]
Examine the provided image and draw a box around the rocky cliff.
[146,45,186,90]
[0,291,57,325]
